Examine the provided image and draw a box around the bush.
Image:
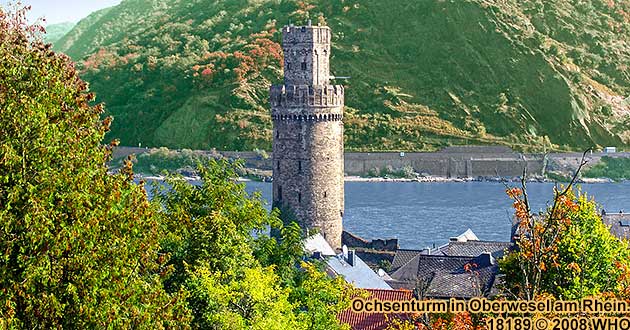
[584,156,630,180]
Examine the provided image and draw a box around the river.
[242,181,630,249]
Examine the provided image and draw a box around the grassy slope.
[54,0,630,152]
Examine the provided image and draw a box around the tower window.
[277,161,281,173]
[298,160,302,173]
[301,61,307,70]
[286,62,291,71]
[278,186,282,201]
[276,130,279,138]
[324,191,327,198]
[298,192,302,203]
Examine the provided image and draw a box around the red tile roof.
[338,289,415,330]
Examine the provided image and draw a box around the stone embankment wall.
[112,146,630,178]
[344,151,544,177]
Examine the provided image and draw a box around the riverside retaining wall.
[112,146,630,178]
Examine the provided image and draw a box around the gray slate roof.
[305,234,392,289]
[327,253,392,290]
[387,253,499,299]
[390,249,426,272]
[304,233,337,256]
[602,213,630,240]
[434,241,513,259]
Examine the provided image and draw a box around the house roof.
[449,228,479,242]
[602,213,630,240]
[327,253,392,289]
[387,253,499,299]
[390,249,425,272]
[338,289,414,330]
[304,233,337,256]
[305,235,391,289]
[434,241,513,259]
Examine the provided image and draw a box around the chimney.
[479,252,495,266]
[347,250,356,267]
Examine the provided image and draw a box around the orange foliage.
[201,67,213,76]
[193,33,282,84]
[296,1,316,13]
[82,48,117,71]
[505,187,522,199]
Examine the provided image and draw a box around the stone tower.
[270,23,344,249]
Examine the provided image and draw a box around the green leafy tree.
[186,265,299,329]
[500,155,630,299]
[154,160,354,329]
[0,5,189,328]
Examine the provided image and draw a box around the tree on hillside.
[0,5,189,327]
[500,152,630,300]
[153,160,356,329]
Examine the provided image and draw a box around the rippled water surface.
[243,181,630,249]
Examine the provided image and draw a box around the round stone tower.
[270,23,344,249]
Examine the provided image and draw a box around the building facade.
[270,24,345,249]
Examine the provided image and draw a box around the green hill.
[43,22,75,44]
[54,0,630,152]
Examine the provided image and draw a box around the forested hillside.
[54,0,630,151]
[43,22,74,44]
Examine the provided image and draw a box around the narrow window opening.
[277,161,280,173]
[298,193,302,203]
[286,62,291,71]
[275,130,279,138]
[298,160,302,173]
[324,191,327,198]
[278,186,283,201]
[301,61,307,70]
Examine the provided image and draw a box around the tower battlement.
[269,84,344,109]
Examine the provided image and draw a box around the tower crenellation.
[271,23,344,249]
[269,85,344,109]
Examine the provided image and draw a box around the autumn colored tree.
[0,5,189,328]
[154,159,355,329]
[500,152,630,300]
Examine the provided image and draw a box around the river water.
[242,181,630,249]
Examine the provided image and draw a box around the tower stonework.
[270,24,344,249]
